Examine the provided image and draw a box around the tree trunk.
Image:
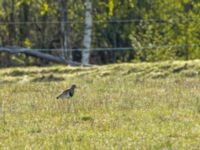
[82,0,93,65]
[8,0,16,45]
[19,2,29,46]
[60,0,70,60]
[0,47,85,66]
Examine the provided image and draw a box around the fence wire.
[0,18,199,63]
[1,17,200,24]
[3,43,199,52]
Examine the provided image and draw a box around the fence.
[0,17,200,64]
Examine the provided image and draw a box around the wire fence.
[0,18,200,63]
[1,17,200,24]
[6,43,200,52]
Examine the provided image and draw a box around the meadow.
[1,60,200,149]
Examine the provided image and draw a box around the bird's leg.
[67,100,70,113]
[55,100,60,112]
[62,100,66,111]
[72,100,75,113]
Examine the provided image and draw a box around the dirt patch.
[5,70,37,77]
[172,64,188,73]
[32,74,65,82]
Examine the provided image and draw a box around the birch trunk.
[82,0,93,65]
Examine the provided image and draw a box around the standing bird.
[57,84,77,99]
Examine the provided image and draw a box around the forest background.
[0,0,199,66]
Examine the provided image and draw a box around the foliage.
[0,0,199,65]
[108,0,114,17]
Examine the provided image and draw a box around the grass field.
[1,60,200,149]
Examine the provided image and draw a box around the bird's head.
[71,84,77,89]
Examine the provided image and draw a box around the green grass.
[1,60,200,149]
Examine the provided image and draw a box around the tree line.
[0,0,199,66]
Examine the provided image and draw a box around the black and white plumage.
[56,84,77,99]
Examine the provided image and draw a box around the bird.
[56,84,77,99]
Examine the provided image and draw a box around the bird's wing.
[62,89,70,94]
[57,89,70,99]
